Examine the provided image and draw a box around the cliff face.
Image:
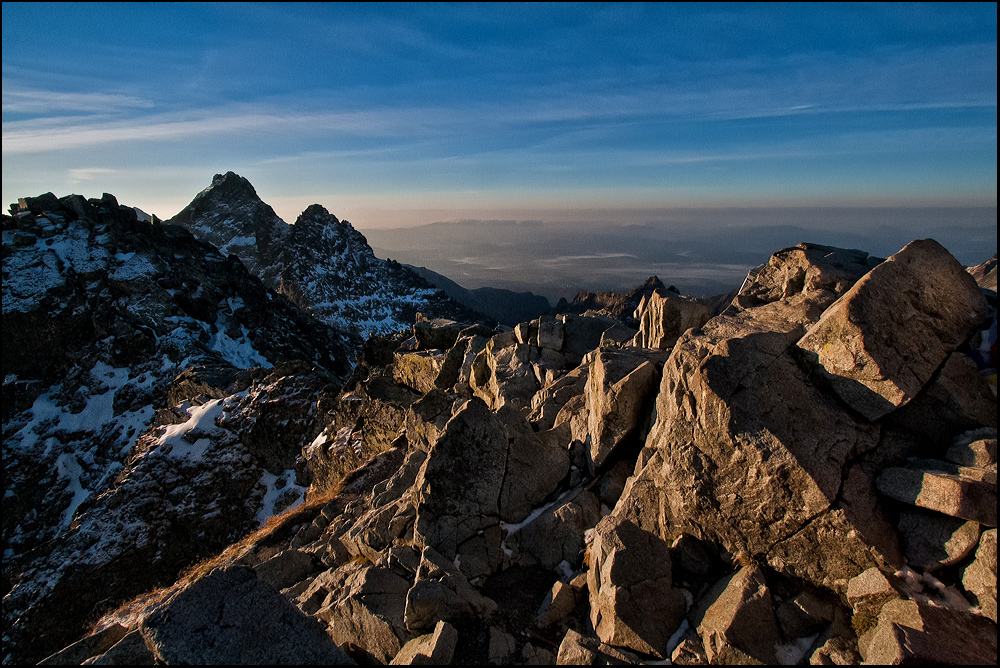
[12,221,994,664]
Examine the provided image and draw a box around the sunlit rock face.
[168,172,480,338]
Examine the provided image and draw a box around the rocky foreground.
[19,237,994,666]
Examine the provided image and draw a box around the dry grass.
[91,484,344,634]
[851,611,878,636]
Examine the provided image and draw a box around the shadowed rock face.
[3,191,358,665]
[140,566,352,665]
[166,172,288,277]
[412,399,508,566]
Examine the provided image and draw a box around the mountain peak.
[296,204,340,225]
[202,171,261,201]
[166,173,287,276]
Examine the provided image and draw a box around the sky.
[2,2,997,229]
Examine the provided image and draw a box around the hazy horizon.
[361,206,997,302]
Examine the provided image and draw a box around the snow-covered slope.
[2,192,357,664]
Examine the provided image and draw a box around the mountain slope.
[167,173,482,337]
[2,191,357,664]
[404,263,551,326]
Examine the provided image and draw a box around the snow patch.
[55,453,89,527]
[109,252,157,281]
[155,397,236,461]
[665,619,690,660]
[304,430,328,459]
[206,325,272,369]
[774,633,819,665]
[256,469,306,524]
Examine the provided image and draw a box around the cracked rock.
[587,515,686,657]
[139,566,351,664]
[797,239,988,421]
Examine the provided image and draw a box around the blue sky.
[2,2,996,227]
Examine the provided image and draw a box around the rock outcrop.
[797,239,987,421]
[11,226,998,666]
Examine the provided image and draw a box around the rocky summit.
[3,191,998,668]
[168,172,479,337]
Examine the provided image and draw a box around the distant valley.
[363,207,998,302]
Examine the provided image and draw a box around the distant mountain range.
[403,263,551,326]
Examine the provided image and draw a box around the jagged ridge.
[168,173,483,337]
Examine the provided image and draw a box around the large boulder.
[877,465,997,526]
[319,564,411,664]
[498,417,571,523]
[586,350,664,472]
[403,546,498,633]
[797,239,988,421]
[736,242,881,308]
[559,314,620,363]
[470,338,540,411]
[508,489,601,570]
[412,318,466,351]
[864,598,997,664]
[587,516,686,657]
[616,293,894,591]
[632,289,711,349]
[412,399,508,574]
[692,566,781,665]
[393,350,448,394]
[390,620,458,665]
[139,566,351,664]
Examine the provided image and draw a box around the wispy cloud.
[2,87,154,114]
[68,167,118,184]
[1,105,456,154]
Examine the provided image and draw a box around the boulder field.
[30,240,1000,664]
